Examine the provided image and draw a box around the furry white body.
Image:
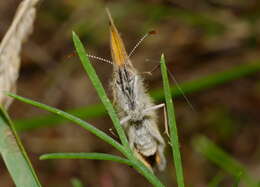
[107,9,166,171]
[111,64,166,171]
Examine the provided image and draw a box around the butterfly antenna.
[87,54,113,65]
[167,69,195,112]
[129,30,156,57]
[67,50,112,65]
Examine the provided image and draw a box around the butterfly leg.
[120,116,131,126]
[120,103,169,136]
[144,103,169,137]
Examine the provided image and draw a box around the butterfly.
[107,9,166,171]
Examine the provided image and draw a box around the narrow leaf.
[8,93,125,155]
[193,136,258,187]
[40,152,132,166]
[0,107,41,187]
[72,32,164,187]
[72,32,129,149]
[0,0,39,109]
[8,93,163,186]
[14,62,260,131]
[160,54,185,187]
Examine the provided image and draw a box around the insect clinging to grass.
[106,9,167,171]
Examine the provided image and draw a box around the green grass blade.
[14,61,260,132]
[193,136,258,187]
[72,31,164,187]
[160,54,185,187]
[9,94,164,187]
[72,31,129,149]
[40,152,132,166]
[8,93,125,155]
[152,61,260,101]
[15,103,105,132]
[0,107,41,187]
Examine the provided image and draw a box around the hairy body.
[107,9,166,171]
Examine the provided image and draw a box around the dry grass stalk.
[0,0,39,109]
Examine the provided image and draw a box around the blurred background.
[1,0,260,186]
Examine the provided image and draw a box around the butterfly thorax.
[112,65,154,122]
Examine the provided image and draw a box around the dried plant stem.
[0,0,41,186]
[0,0,38,109]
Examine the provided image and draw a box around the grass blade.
[14,62,260,132]
[72,31,164,187]
[72,31,129,149]
[152,61,260,101]
[40,152,132,166]
[15,104,105,131]
[9,32,164,186]
[8,93,125,155]
[8,93,164,187]
[193,136,258,187]
[0,107,41,187]
[160,54,185,187]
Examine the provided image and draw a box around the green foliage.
[8,93,124,153]
[193,136,258,187]
[14,61,260,131]
[160,54,185,187]
[9,31,260,187]
[9,32,172,187]
[72,31,129,148]
[72,32,164,186]
[40,152,132,166]
[0,107,41,187]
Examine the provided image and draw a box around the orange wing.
[106,9,128,67]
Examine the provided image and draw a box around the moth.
[106,9,166,171]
